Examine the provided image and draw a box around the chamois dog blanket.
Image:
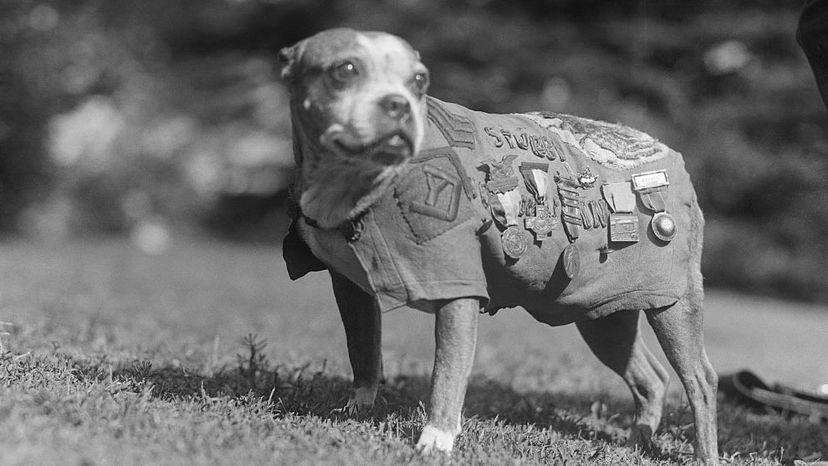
[285,97,698,326]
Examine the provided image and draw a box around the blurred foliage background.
[1,0,827,302]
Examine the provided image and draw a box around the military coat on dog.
[285,97,699,326]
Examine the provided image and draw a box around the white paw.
[416,425,455,454]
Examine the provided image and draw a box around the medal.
[609,213,640,243]
[520,162,556,241]
[525,204,557,241]
[632,170,669,212]
[502,226,530,259]
[481,154,520,194]
[562,243,580,279]
[631,169,669,191]
[651,211,676,242]
[481,155,523,228]
[632,169,676,243]
[602,182,639,243]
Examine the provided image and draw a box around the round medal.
[561,243,580,280]
[501,226,529,259]
[651,211,676,242]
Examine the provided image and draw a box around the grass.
[0,238,826,465]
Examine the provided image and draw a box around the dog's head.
[279,28,430,227]
[280,28,428,168]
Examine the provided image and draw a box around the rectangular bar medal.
[631,169,669,192]
[609,213,639,242]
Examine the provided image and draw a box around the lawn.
[0,239,826,465]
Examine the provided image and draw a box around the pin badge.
[562,243,580,279]
[482,154,520,194]
[502,226,530,259]
[577,167,598,189]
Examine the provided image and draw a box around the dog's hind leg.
[330,271,383,414]
[645,295,719,464]
[645,202,718,465]
[576,310,670,451]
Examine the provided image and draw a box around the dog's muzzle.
[323,128,415,166]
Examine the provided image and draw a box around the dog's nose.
[379,94,411,120]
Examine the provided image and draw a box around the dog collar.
[305,214,365,243]
[287,188,365,242]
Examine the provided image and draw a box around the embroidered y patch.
[411,164,462,221]
[396,147,474,244]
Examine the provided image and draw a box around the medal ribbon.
[497,189,522,226]
[520,162,549,202]
[638,190,667,212]
[602,182,637,213]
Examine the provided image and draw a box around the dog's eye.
[330,61,359,83]
[412,72,430,96]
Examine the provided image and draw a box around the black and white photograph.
[1,0,826,464]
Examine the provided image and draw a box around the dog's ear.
[278,41,305,82]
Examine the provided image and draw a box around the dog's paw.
[628,424,657,453]
[416,425,455,454]
[343,397,371,416]
[334,386,377,417]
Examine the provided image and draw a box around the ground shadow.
[97,358,689,463]
[92,358,827,464]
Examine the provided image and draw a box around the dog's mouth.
[323,129,414,166]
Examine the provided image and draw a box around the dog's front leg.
[417,298,479,454]
[330,271,382,413]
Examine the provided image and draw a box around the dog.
[279,28,719,464]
